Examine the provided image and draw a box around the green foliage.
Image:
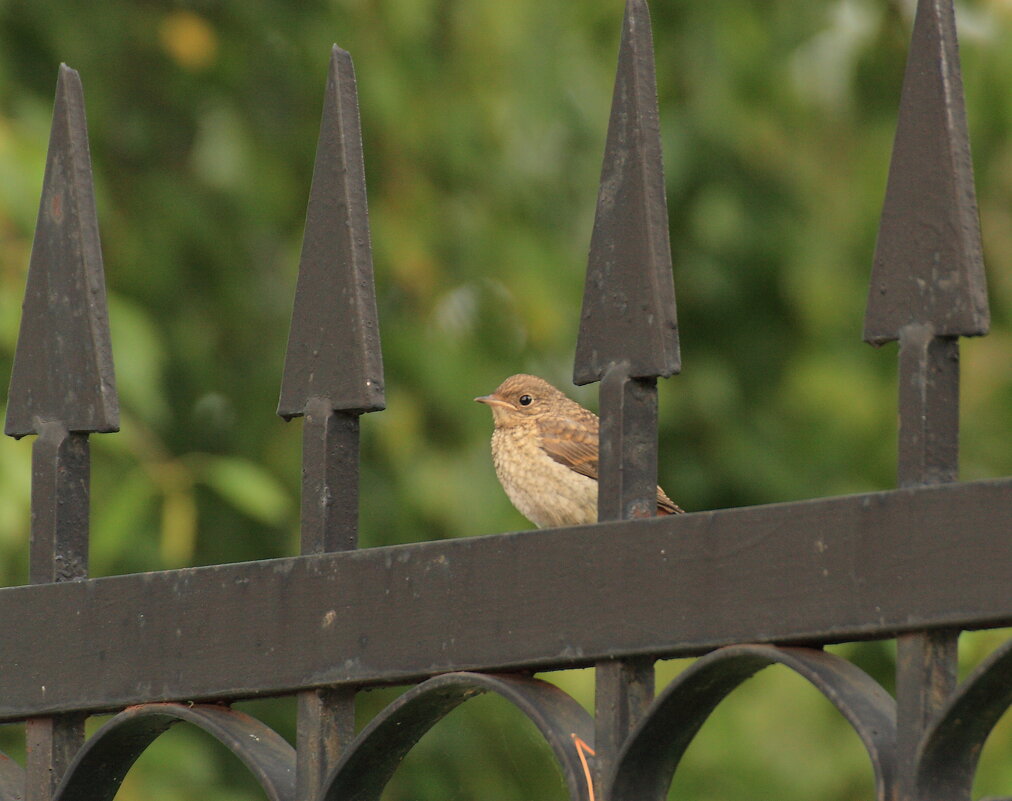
[0,0,1010,798]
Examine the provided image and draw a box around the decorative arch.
[917,637,1012,799]
[610,644,897,801]
[53,703,295,801]
[320,671,595,801]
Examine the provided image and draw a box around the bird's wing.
[537,412,600,481]
[656,489,684,515]
[538,408,686,514]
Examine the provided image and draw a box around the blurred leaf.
[194,455,291,526]
[160,482,198,568]
[107,294,169,425]
[91,466,157,575]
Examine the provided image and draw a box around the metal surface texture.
[896,325,960,489]
[277,50,382,792]
[277,45,385,419]
[0,755,23,801]
[297,688,355,801]
[576,1,678,788]
[4,65,117,439]
[278,46,384,795]
[916,638,1012,800]
[593,657,653,794]
[892,328,961,800]
[29,424,88,585]
[26,426,88,800]
[294,399,360,797]
[299,399,361,554]
[864,0,988,344]
[0,478,1007,720]
[596,367,661,522]
[573,0,679,385]
[4,65,117,801]
[609,645,898,801]
[320,672,595,801]
[52,704,295,801]
[866,0,990,795]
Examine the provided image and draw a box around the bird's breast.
[490,426,598,528]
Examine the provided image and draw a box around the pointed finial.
[574,0,679,385]
[864,0,989,344]
[5,65,118,438]
[278,46,385,419]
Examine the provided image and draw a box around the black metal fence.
[2,0,1010,799]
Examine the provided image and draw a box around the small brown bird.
[475,374,683,528]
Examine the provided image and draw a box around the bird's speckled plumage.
[475,374,682,527]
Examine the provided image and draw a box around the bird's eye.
[518,394,533,407]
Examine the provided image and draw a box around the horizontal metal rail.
[0,477,1007,722]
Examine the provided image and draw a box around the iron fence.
[1,0,1010,800]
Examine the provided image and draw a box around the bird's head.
[474,374,568,428]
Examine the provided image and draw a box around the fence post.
[5,65,119,801]
[865,0,990,798]
[278,45,385,801]
[573,0,680,793]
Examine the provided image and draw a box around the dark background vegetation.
[0,0,1009,798]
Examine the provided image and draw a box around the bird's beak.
[474,394,511,410]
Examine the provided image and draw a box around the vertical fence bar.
[278,45,385,801]
[26,425,89,801]
[597,369,662,523]
[894,330,961,779]
[4,65,119,801]
[296,400,359,799]
[574,0,680,793]
[894,327,960,801]
[865,0,990,797]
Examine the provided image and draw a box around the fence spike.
[576,3,675,793]
[5,65,118,439]
[574,0,679,386]
[867,3,990,791]
[278,45,385,419]
[281,47,379,796]
[864,0,989,344]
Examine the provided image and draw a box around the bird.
[475,373,683,528]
